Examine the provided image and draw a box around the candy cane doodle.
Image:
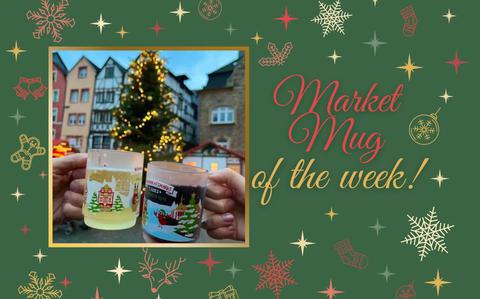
[13,77,47,100]
[138,248,186,293]
[258,42,293,67]
[11,134,46,171]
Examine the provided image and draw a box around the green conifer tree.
[112,195,124,212]
[88,192,101,213]
[175,194,200,238]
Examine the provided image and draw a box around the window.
[216,137,230,149]
[105,66,114,78]
[211,106,234,124]
[70,89,78,103]
[52,89,60,102]
[92,136,102,149]
[81,89,89,102]
[78,114,86,126]
[210,162,219,172]
[53,70,57,82]
[52,108,58,123]
[102,136,112,149]
[67,136,82,148]
[68,114,76,126]
[78,67,87,78]
[95,92,103,103]
[105,91,114,103]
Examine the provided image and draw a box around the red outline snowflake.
[26,0,75,43]
[252,250,297,299]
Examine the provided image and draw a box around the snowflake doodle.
[401,207,455,261]
[252,250,297,299]
[26,0,75,43]
[18,271,63,299]
[311,0,352,37]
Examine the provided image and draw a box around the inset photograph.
[49,47,248,247]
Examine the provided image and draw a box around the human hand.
[202,168,245,241]
[52,153,87,224]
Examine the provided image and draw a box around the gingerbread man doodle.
[11,134,46,171]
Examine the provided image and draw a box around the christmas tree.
[88,192,101,213]
[112,50,184,163]
[175,194,200,238]
[112,195,124,212]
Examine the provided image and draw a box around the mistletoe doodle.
[138,248,186,293]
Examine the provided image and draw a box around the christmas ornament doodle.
[258,42,293,67]
[26,0,75,43]
[198,0,222,21]
[13,77,47,100]
[395,282,416,299]
[409,108,441,145]
[11,134,46,171]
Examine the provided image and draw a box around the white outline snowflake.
[311,0,352,37]
[26,0,75,43]
[18,271,63,299]
[401,207,455,261]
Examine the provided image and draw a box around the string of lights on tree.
[111,50,184,163]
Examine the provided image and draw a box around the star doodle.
[397,54,422,81]
[443,9,456,23]
[369,218,386,236]
[225,24,237,36]
[328,50,341,64]
[39,170,48,179]
[107,259,131,283]
[116,26,128,39]
[363,31,387,56]
[290,230,315,256]
[401,207,455,261]
[325,207,338,222]
[20,224,31,236]
[275,7,298,31]
[11,187,25,202]
[60,276,72,288]
[33,249,47,263]
[197,250,222,276]
[318,279,343,299]
[91,13,110,34]
[171,2,190,23]
[149,19,164,37]
[9,108,27,125]
[252,250,296,299]
[446,51,467,74]
[431,170,449,188]
[26,0,75,43]
[18,271,62,299]
[379,265,395,283]
[439,90,453,104]
[311,0,352,37]
[6,41,26,61]
[251,32,263,45]
[225,261,242,279]
[425,269,450,296]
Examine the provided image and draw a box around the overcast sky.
[55,50,239,90]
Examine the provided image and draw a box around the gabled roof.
[52,52,68,75]
[183,141,244,159]
[69,56,100,74]
[100,56,127,74]
[203,58,240,90]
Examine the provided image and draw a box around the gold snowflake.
[18,271,63,299]
[26,0,75,43]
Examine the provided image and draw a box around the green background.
[1,0,478,298]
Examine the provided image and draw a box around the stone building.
[89,57,126,149]
[61,56,98,152]
[197,53,245,155]
[52,52,68,144]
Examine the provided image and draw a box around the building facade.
[89,57,126,149]
[52,52,68,143]
[61,57,98,152]
[197,53,245,155]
